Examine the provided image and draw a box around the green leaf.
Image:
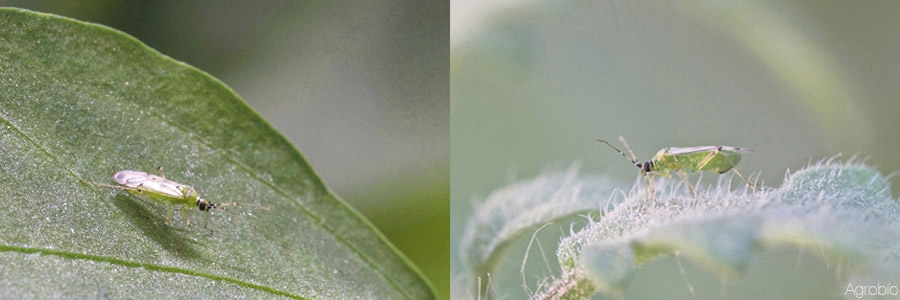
[0,8,434,299]
[535,159,900,300]
[458,166,621,296]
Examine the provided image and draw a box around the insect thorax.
[179,185,200,200]
[653,149,693,170]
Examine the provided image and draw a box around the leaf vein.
[0,244,308,299]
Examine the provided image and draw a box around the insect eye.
[198,200,207,211]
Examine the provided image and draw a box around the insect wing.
[114,170,152,187]
[114,170,183,198]
[140,177,186,198]
[719,146,753,153]
[667,146,752,155]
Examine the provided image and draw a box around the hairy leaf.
[536,159,899,300]
[459,166,621,295]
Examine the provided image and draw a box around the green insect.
[597,136,755,204]
[83,166,252,230]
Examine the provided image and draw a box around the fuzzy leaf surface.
[537,161,899,300]
[459,167,620,295]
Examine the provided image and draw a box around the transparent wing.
[667,146,753,155]
[113,170,151,187]
[114,170,184,197]
[140,177,185,197]
[719,146,753,153]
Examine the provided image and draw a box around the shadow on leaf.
[111,194,202,260]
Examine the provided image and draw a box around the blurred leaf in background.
[451,0,900,299]
[3,0,449,298]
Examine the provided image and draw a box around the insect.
[82,166,246,230]
[597,136,755,204]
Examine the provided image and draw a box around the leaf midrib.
[0,244,307,299]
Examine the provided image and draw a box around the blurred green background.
[451,1,900,299]
[1,0,448,298]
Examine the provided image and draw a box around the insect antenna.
[209,202,269,214]
[205,203,237,216]
[597,139,639,165]
[617,136,639,162]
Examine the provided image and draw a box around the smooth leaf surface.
[0,8,433,299]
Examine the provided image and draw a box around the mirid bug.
[82,166,246,230]
[597,136,755,204]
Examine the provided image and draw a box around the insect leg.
[646,175,657,206]
[178,206,190,226]
[157,166,165,178]
[718,153,756,190]
[675,170,702,199]
[642,175,652,208]
[729,166,756,190]
[165,205,174,225]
